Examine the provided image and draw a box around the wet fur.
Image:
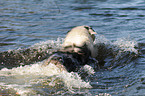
[44,26,98,72]
[62,26,97,58]
[45,51,91,72]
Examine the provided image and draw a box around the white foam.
[94,34,111,44]
[59,71,92,89]
[0,61,92,95]
[0,62,59,76]
[113,37,138,54]
[94,34,138,54]
[31,38,64,51]
[0,61,63,95]
[81,65,95,75]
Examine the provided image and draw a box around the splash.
[94,34,139,68]
[0,35,140,95]
[59,71,92,89]
[113,37,138,54]
[94,34,138,54]
[0,60,92,95]
[0,38,64,69]
[31,38,64,51]
[94,34,111,44]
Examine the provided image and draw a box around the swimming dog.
[44,26,98,72]
[62,25,97,58]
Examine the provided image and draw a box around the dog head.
[68,26,97,41]
[62,25,97,58]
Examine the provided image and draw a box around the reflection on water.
[0,0,145,95]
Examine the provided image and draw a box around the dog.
[44,26,98,72]
[62,25,97,58]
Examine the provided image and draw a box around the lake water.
[0,0,145,95]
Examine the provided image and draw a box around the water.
[0,0,145,95]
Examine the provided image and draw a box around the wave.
[0,35,140,95]
[0,38,63,69]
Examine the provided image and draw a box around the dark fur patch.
[46,51,87,72]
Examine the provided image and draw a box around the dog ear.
[84,26,97,35]
[84,26,96,41]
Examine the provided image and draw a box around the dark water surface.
[0,0,145,95]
